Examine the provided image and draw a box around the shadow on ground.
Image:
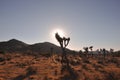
[13,66,36,80]
[61,65,79,80]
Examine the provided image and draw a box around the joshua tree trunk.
[55,33,70,67]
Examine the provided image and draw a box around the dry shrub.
[43,76,52,80]
[83,59,90,64]
[93,63,103,71]
[61,65,79,80]
[105,71,120,80]
[83,71,104,80]
[0,53,11,62]
[15,62,27,68]
[55,57,61,62]
[26,66,37,76]
[70,59,80,66]
[97,60,104,65]
[0,57,5,62]
[82,64,89,70]
[83,71,94,80]
[106,58,120,66]
[40,53,51,57]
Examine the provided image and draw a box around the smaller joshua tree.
[103,48,106,59]
[89,46,93,57]
[83,47,89,57]
[55,32,70,66]
[110,48,114,57]
[89,46,93,51]
[83,47,88,54]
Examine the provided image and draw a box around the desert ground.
[0,52,120,80]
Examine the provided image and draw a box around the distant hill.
[30,42,62,54]
[0,39,72,54]
[0,39,29,53]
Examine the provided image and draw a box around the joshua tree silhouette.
[103,48,106,59]
[110,48,114,57]
[83,47,88,55]
[55,32,70,66]
[89,46,93,57]
[89,46,93,51]
[55,33,64,47]
[83,47,88,53]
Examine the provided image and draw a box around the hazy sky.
[0,0,120,51]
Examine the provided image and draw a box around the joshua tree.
[83,47,88,54]
[110,48,114,57]
[110,48,114,53]
[89,46,93,57]
[55,33,64,48]
[83,47,89,57]
[79,50,85,58]
[103,48,106,59]
[89,46,93,51]
[79,50,82,53]
[55,33,70,66]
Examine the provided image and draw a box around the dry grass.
[0,53,120,80]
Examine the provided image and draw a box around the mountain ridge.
[0,39,72,54]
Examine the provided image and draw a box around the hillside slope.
[0,39,72,54]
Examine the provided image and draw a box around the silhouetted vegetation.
[0,39,120,80]
[0,51,5,54]
[55,32,70,67]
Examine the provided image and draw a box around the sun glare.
[50,28,66,45]
[52,29,65,38]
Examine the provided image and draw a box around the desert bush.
[0,51,5,54]
[43,76,52,80]
[105,71,120,80]
[15,62,27,68]
[107,58,118,63]
[70,59,80,66]
[83,59,90,64]
[60,67,79,80]
[82,64,89,70]
[26,66,37,76]
[93,63,103,72]
[5,56,11,61]
[113,51,120,57]
[0,57,5,62]
[40,53,51,57]
[97,60,104,65]
[55,57,61,62]
[0,54,11,62]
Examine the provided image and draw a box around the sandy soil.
[0,53,120,80]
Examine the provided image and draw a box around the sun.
[50,28,66,45]
[52,29,65,38]
[50,28,68,46]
